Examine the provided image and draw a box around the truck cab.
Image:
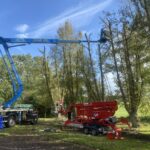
[1,104,38,127]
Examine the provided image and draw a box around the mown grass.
[0,106,149,150]
[115,104,129,117]
[0,117,149,150]
[47,132,150,150]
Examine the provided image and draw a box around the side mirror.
[100,29,110,43]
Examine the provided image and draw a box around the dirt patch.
[0,135,93,150]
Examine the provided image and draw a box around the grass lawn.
[115,104,129,117]
[0,118,149,150]
[0,106,149,150]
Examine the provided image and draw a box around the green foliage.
[0,59,12,103]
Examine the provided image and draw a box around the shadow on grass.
[140,116,150,123]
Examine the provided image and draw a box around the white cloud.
[29,0,112,37]
[15,24,29,33]
[16,33,29,38]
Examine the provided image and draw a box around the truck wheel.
[83,128,89,134]
[6,116,16,127]
[91,129,98,136]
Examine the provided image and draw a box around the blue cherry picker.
[0,29,108,128]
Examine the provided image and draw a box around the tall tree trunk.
[122,24,140,127]
[98,44,105,101]
[85,34,101,101]
[42,47,54,112]
[108,21,129,112]
[79,46,97,100]
[75,50,79,100]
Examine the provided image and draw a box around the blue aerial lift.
[0,29,108,127]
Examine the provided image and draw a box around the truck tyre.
[91,129,98,136]
[6,116,16,127]
[83,128,89,134]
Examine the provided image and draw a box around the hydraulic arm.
[0,31,108,108]
[0,37,23,108]
[4,38,98,44]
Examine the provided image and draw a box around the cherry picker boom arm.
[4,38,98,44]
[0,37,23,108]
[0,36,103,108]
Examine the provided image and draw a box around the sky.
[0,0,124,55]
